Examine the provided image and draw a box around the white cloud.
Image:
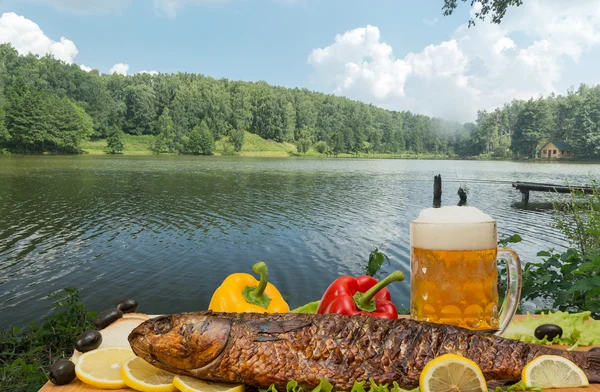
[307,0,600,122]
[154,0,230,17]
[308,25,411,101]
[109,63,129,75]
[80,64,93,72]
[422,17,438,26]
[139,70,159,75]
[0,12,78,63]
[30,0,131,14]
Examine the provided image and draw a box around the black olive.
[49,360,75,385]
[74,330,102,352]
[590,347,600,352]
[534,323,563,341]
[94,308,123,329]
[116,298,138,314]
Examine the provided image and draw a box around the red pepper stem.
[357,271,405,308]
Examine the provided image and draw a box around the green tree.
[511,98,552,158]
[295,91,317,135]
[283,101,296,143]
[229,127,245,152]
[296,126,314,154]
[123,84,156,135]
[313,141,331,155]
[106,127,125,154]
[187,121,214,155]
[330,130,345,156]
[45,95,93,151]
[5,79,48,152]
[442,0,524,26]
[153,107,177,153]
[0,67,8,144]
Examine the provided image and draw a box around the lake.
[1,156,599,327]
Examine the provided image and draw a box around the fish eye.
[153,316,173,335]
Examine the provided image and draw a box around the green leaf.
[312,379,334,392]
[260,384,279,392]
[291,301,319,314]
[351,381,367,392]
[568,277,600,293]
[286,381,301,392]
[366,248,389,277]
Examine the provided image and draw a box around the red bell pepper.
[316,271,404,320]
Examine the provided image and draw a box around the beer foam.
[411,206,497,250]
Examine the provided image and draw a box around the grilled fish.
[128,312,600,390]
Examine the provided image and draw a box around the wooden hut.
[540,140,574,159]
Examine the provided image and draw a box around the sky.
[1,0,600,123]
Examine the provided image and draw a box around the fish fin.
[254,335,286,342]
[586,351,600,383]
[472,328,499,335]
[247,319,312,335]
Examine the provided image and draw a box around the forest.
[1,43,600,159]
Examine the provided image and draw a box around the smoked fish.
[128,311,600,390]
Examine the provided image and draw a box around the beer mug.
[409,206,522,334]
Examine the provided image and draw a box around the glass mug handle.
[496,248,523,335]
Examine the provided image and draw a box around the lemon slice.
[420,353,487,392]
[121,356,177,392]
[173,375,245,392]
[75,347,135,389]
[522,355,589,388]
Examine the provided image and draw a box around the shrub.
[0,287,96,391]
[553,181,600,254]
[313,141,330,155]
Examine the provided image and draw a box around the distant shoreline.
[3,150,600,164]
[3,133,599,163]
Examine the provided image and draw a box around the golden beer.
[410,248,498,329]
[410,206,503,331]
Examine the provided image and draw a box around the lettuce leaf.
[291,301,320,314]
[502,311,600,346]
[260,379,537,392]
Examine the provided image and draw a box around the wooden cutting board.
[38,315,600,392]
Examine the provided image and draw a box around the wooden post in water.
[433,174,442,207]
[458,187,467,206]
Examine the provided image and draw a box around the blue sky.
[1,0,600,122]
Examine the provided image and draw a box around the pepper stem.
[242,261,272,309]
[251,261,269,297]
[355,271,405,311]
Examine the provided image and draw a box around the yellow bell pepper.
[208,261,290,313]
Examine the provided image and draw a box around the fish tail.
[586,351,600,383]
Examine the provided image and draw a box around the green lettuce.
[260,378,537,392]
[291,301,320,314]
[502,311,600,346]
[259,378,417,392]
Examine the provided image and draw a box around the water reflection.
[0,156,599,326]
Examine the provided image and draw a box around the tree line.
[1,43,600,159]
[460,84,600,159]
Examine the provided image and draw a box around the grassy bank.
[80,134,155,155]
[80,132,452,159]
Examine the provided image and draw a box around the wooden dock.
[512,181,594,202]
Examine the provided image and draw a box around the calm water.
[1,156,599,327]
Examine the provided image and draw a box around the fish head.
[128,312,231,372]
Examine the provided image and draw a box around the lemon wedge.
[173,375,245,392]
[522,355,589,388]
[420,353,487,392]
[121,356,176,392]
[75,347,135,389]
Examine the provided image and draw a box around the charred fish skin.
[129,312,600,391]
